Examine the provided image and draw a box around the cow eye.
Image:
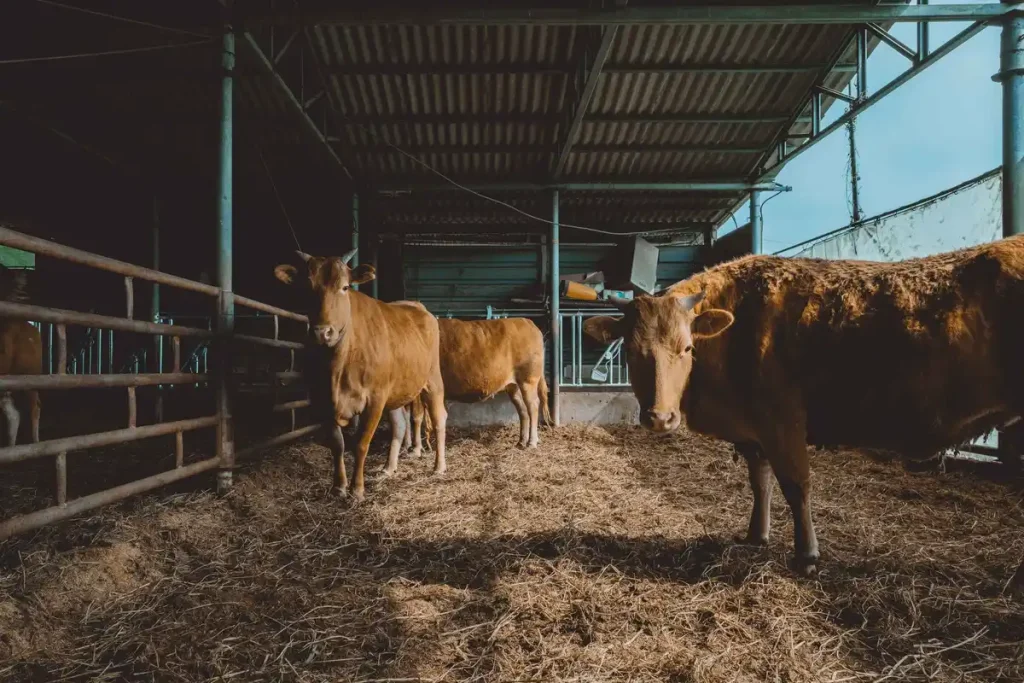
[341,285,350,292]
[683,344,693,355]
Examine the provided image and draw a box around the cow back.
[673,234,1024,454]
[438,318,544,402]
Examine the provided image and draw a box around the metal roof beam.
[374,181,789,192]
[239,31,353,180]
[336,143,766,154]
[306,62,859,76]
[245,4,1020,26]
[553,18,623,179]
[762,20,986,179]
[315,113,793,125]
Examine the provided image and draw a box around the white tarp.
[792,169,1003,454]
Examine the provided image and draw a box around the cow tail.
[539,375,553,427]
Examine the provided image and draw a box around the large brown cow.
[583,235,1024,575]
[274,249,447,501]
[0,267,41,446]
[402,317,552,450]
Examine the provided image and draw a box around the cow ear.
[274,264,298,285]
[691,308,734,339]
[583,316,625,344]
[350,264,376,285]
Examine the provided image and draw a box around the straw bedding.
[1,423,1022,682]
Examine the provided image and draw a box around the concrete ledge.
[446,390,639,427]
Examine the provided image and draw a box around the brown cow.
[274,249,447,501]
[0,267,41,446]
[583,235,1024,575]
[403,317,552,450]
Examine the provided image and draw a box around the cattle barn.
[1,2,1024,681]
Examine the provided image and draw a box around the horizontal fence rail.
[0,226,315,541]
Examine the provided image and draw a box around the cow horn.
[677,290,706,311]
[341,247,358,265]
[295,250,312,263]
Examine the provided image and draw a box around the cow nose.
[646,409,680,433]
[314,325,337,345]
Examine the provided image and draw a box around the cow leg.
[328,424,348,497]
[422,386,448,476]
[506,384,530,448]
[737,443,772,545]
[351,402,386,502]
[402,406,413,451]
[28,390,40,443]
[382,407,406,477]
[410,397,425,457]
[1,393,20,447]
[762,439,819,576]
[519,379,541,448]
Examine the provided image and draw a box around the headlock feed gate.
[0,226,313,541]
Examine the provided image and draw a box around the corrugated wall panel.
[403,244,541,314]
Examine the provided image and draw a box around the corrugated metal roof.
[8,0,897,235]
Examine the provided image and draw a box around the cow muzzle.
[313,325,341,347]
[643,408,681,434]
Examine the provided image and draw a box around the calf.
[404,317,551,450]
[584,235,1024,575]
[275,250,447,501]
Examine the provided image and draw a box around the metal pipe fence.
[0,226,314,541]
[559,309,629,388]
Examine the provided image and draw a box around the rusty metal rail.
[0,226,314,541]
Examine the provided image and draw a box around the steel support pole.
[351,192,360,291]
[918,0,930,61]
[997,4,1024,473]
[151,197,161,419]
[550,190,561,426]
[750,190,762,254]
[216,28,236,494]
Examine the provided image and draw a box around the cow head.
[583,291,734,433]
[273,249,376,347]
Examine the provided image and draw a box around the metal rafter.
[243,4,1020,26]
[762,19,987,179]
[241,32,353,181]
[374,181,789,192]
[332,142,767,155]
[552,13,623,180]
[865,22,919,62]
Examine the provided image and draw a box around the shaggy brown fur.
[584,234,1024,575]
[275,251,447,502]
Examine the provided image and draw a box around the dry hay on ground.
[1,424,1023,682]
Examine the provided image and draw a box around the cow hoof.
[330,485,348,499]
[349,488,366,504]
[411,449,423,458]
[528,441,538,449]
[517,441,529,450]
[792,554,820,578]
[379,467,397,478]
[735,533,769,547]
[432,467,447,477]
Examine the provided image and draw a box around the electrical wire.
[363,135,709,237]
[258,147,304,252]
[0,38,213,65]
[31,0,211,39]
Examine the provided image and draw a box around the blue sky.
[721,0,1003,252]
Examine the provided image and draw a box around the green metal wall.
[402,242,706,315]
[402,244,542,315]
